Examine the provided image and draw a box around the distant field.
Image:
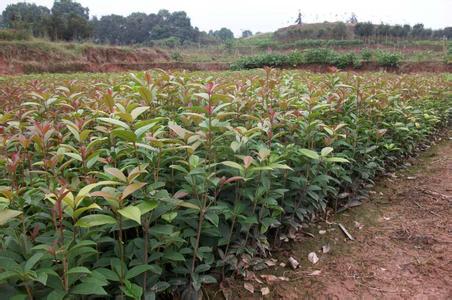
[0,33,450,74]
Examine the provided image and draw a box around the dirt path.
[225,133,451,299]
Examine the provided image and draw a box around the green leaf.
[299,148,320,160]
[221,161,244,171]
[195,264,210,273]
[35,271,48,285]
[98,117,130,130]
[126,264,155,279]
[71,282,108,295]
[163,251,185,262]
[135,123,155,138]
[24,252,44,271]
[64,152,83,162]
[0,209,22,225]
[118,206,142,225]
[46,290,66,300]
[67,267,92,275]
[75,214,117,228]
[121,182,147,200]
[320,147,334,157]
[326,157,350,163]
[151,281,170,293]
[75,181,120,206]
[0,271,16,282]
[73,203,102,219]
[150,224,174,236]
[161,212,177,223]
[168,123,191,139]
[112,129,137,142]
[121,280,143,300]
[205,211,219,227]
[200,275,217,284]
[105,167,127,182]
[131,106,150,121]
[137,200,158,215]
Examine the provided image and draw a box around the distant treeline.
[275,22,451,42]
[1,1,450,47]
[0,0,235,45]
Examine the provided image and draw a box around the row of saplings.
[0,71,450,299]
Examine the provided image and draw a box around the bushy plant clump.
[253,39,364,50]
[0,29,32,41]
[232,48,364,69]
[375,50,402,67]
[0,70,450,299]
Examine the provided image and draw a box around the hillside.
[0,40,171,74]
[274,22,356,41]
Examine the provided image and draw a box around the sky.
[1,0,451,36]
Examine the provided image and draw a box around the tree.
[444,27,452,39]
[411,23,425,39]
[91,10,200,45]
[332,22,347,39]
[2,3,50,37]
[402,24,411,38]
[354,22,374,41]
[91,14,126,44]
[390,25,404,39]
[50,0,91,41]
[376,23,391,41]
[241,30,253,38]
[212,28,234,41]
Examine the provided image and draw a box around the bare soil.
[221,132,451,299]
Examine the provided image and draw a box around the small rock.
[265,259,277,267]
[288,256,300,269]
[319,230,326,235]
[354,221,364,230]
[279,262,286,268]
[309,270,322,276]
[261,287,270,296]
[407,176,416,180]
[308,252,319,264]
[322,244,331,254]
[244,282,254,294]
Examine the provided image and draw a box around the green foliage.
[252,39,364,50]
[93,10,200,45]
[361,48,372,61]
[303,48,337,64]
[375,50,402,67]
[332,52,362,68]
[170,51,183,62]
[0,29,32,41]
[230,51,303,69]
[210,27,234,41]
[1,2,50,37]
[0,70,449,298]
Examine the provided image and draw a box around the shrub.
[303,48,337,64]
[170,51,183,62]
[361,48,373,62]
[332,52,362,68]
[230,51,303,70]
[0,29,32,41]
[375,50,402,67]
